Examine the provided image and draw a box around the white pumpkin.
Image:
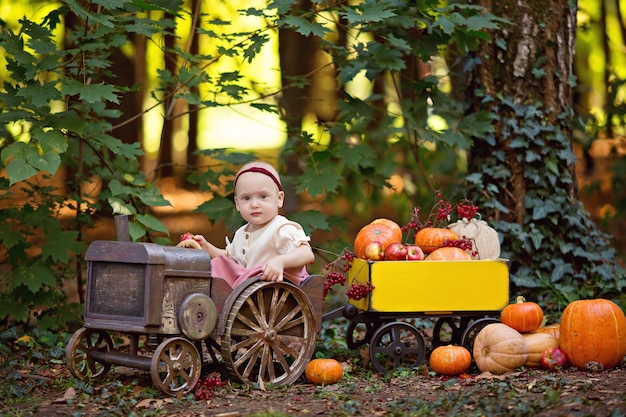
[448,218,500,260]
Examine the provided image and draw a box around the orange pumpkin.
[429,345,471,376]
[305,358,343,385]
[559,299,626,370]
[354,223,401,259]
[500,296,544,333]
[370,218,403,243]
[522,332,559,368]
[414,227,459,253]
[425,246,472,261]
[473,323,529,374]
[531,323,560,340]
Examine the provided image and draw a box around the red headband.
[234,167,283,191]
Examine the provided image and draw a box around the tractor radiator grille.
[87,262,146,317]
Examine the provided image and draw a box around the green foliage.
[1,0,623,333]
[466,98,626,315]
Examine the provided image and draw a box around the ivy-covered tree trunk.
[464,0,626,310]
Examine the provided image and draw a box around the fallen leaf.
[53,387,76,403]
[135,398,173,409]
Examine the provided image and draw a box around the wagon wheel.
[65,327,113,380]
[369,321,426,374]
[345,319,388,349]
[221,280,317,387]
[150,337,202,396]
[431,317,473,347]
[460,317,500,354]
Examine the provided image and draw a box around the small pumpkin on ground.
[414,227,459,254]
[559,298,626,370]
[473,323,529,374]
[500,296,544,333]
[522,332,560,368]
[425,246,472,261]
[429,345,471,376]
[305,358,343,385]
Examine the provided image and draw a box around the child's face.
[234,172,284,231]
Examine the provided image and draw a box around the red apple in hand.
[364,241,385,261]
[406,245,424,260]
[384,243,408,260]
[179,232,194,242]
[541,347,567,370]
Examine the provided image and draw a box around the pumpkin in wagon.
[425,246,472,261]
[354,223,401,259]
[559,298,626,370]
[414,227,459,254]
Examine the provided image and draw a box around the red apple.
[384,243,408,261]
[541,347,567,370]
[406,245,425,260]
[364,241,385,261]
[179,232,194,242]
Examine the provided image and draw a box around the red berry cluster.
[346,281,375,301]
[401,207,421,234]
[435,195,453,222]
[402,193,482,232]
[322,250,354,298]
[443,238,478,257]
[456,199,479,220]
[194,374,226,400]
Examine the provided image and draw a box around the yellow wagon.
[324,257,510,373]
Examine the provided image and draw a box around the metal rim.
[150,337,201,396]
[220,281,317,387]
[460,317,500,354]
[431,317,473,348]
[369,321,426,374]
[65,327,113,380]
[345,320,383,350]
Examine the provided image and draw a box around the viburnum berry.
[194,374,226,400]
[322,248,354,299]
[456,199,479,220]
[346,282,375,301]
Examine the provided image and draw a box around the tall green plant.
[0,0,510,330]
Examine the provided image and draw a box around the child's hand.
[260,257,284,282]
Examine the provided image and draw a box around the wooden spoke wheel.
[460,317,500,353]
[369,321,425,374]
[431,317,473,348]
[65,327,113,380]
[150,337,201,396]
[221,281,317,387]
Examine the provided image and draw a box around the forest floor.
[4,350,626,417]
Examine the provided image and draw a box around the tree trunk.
[464,0,625,305]
[467,0,578,223]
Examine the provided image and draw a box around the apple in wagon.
[364,241,385,261]
[406,245,425,260]
[384,243,408,260]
